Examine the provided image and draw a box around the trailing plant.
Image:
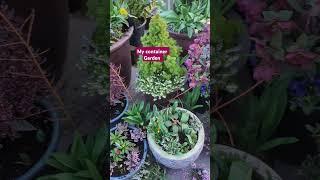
[148,102,201,155]
[185,23,210,97]
[137,15,186,100]
[160,0,209,38]
[234,77,299,155]
[110,123,145,177]
[37,129,107,180]
[123,101,152,127]
[300,154,320,180]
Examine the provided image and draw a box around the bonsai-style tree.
[137,15,186,100]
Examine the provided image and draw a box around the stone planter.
[214,144,282,180]
[147,107,205,169]
[110,27,134,86]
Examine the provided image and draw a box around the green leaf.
[74,170,91,178]
[50,153,81,171]
[85,159,103,180]
[71,132,88,159]
[91,128,107,164]
[257,137,299,152]
[187,27,193,38]
[180,113,189,123]
[228,161,253,180]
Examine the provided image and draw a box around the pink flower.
[189,80,197,88]
[185,59,193,68]
[286,50,318,67]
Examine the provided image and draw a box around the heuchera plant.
[236,0,320,82]
[137,15,186,100]
[185,23,210,97]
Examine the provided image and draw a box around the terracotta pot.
[169,31,195,56]
[128,18,146,47]
[6,0,69,84]
[110,27,134,86]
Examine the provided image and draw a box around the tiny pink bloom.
[253,64,277,81]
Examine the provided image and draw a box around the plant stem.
[212,80,264,113]
[215,110,234,146]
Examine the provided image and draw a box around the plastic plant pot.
[129,18,147,47]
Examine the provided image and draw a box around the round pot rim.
[214,144,282,180]
[147,107,205,161]
[110,125,148,179]
[110,94,129,124]
[111,26,134,53]
[17,100,60,180]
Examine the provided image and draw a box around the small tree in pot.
[137,15,186,103]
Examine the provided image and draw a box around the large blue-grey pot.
[16,100,60,180]
[110,125,147,180]
[110,95,129,129]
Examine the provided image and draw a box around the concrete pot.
[110,27,134,86]
[147,107,205,169]
[214,144,282,180]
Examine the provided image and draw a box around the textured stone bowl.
[147,107,205,169]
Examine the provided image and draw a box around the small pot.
[110,125,148,180]
[169,31,195,56]
[214,144,282,180]
[111,27,134,86]
[147,107,205,169]
[128,18,147,47]
[110,95,129,129]
[17,100,60,180]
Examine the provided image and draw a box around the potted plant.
[37,128,107,180]
[0,5,61,179]
[136,15,186,106]
[184,23,210,111]
[110,123,148,179]
[110,0,133,86]
[110,64,130,129]
[147,102,205,169]
[121,0,155,47]
[160,0,209,55]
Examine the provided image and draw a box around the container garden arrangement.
[37,128,107,180]
[147,102,205,169]
[110,123,148,179]
[0,4,64,179]
[136,15,186,106]
[160,0,210,55]
[110,0,133,86]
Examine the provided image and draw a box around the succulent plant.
[124,148,141,171]
[130,128,146,142]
